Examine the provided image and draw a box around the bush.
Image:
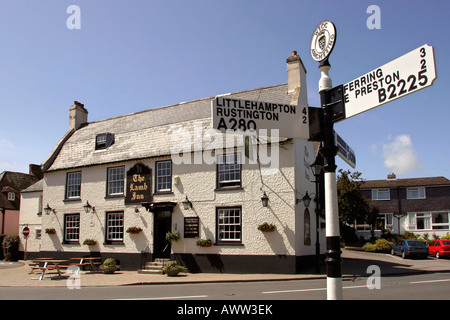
[2,234,20,261]
[363,238,392,253]
[0,234,6,260]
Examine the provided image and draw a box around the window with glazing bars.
[66,172,81,199]
[156,160,172,192]
[217,207,242,243]
[64,214,80,242]
[107,166,124,195]
[106,212,124,242]
[217,153,241,188]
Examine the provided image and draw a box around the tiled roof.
[360,176,450,189]
[44,83,294,171]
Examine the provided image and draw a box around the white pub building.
[19,52,325,273]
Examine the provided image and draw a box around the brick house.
[358,174,450,238]
[0,168,41,234]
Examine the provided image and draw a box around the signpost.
[310,18,437,300]
[22,226,30,260]
[340,44,437,121]
[211,97,310,140]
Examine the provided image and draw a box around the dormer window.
[8,192,15,201]
[95,133,115,150]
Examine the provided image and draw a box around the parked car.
[427,240,450,259]
[391,240,429,259]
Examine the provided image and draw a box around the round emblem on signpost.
[310,20,336,62]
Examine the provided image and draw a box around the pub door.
[153,210,172,259]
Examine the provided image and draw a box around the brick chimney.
[69,101,88,130]
[286,51,308,105]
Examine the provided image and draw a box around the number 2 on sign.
[378,47,429,103]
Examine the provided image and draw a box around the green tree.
[337,169,370,227]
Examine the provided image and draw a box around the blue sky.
[0,0,448,181]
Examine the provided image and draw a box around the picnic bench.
[70,257,102,273]
[30,259,70,280]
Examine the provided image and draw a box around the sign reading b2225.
[342,44,437,120]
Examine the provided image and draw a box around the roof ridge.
[86,83,288,126]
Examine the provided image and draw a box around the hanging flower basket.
[257,222,276,233]
[126,226,143,234]
[45,228,56,235]
[165,231,180,243]
[196,239,213,247]
[83,239,97,246]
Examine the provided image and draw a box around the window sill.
[63,198,82,203]
[154,191,174,195]
[215,242,244,246]
[103,241,125,246]
[215,187,244,192]
[105,194,125,200]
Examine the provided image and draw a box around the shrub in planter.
[3,234,20,261]
[163,261,188,276]
[100,258,120,274]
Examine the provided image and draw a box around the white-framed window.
[371,189,390,200]
[408,212,450,231]
[7,192,15,201]
[217,207,242,243]
[106,212,124,242]
[407,187,426,199]
[95,133,115,150]
[156,160,172,192]
[64,214,80,242]
[66,172,81,199]
[107,166,124,196]
[217,153,241,188]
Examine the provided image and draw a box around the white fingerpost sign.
[342,44,437,120]
[211,97,310,140]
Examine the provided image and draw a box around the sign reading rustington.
[310,20,337,62]
[334,131,356,169]
[211,97,310,139]
[342,44,437,120]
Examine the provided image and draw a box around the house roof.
[360,176,450,189]
[21,179,43,193]
[0,171,39,210]
[43,83,295,172]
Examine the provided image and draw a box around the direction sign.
[334,131,356,168]
[211,97,310,139]
[340,44,437,121]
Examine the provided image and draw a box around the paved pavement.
[1,248,449,288]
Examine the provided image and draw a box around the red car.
[428,240,450,259]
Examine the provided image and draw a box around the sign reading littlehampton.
[342,44,437,120]
[212,97,310,139]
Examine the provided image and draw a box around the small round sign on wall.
[310,20,337,62]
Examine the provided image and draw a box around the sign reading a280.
[342,44,437,120]
[211,97,310,139]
